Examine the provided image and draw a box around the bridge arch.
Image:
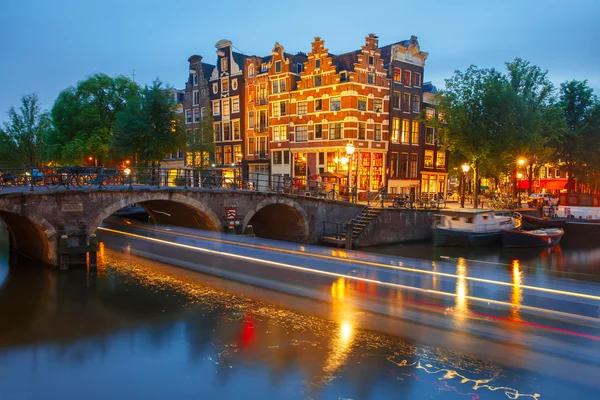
[242,197,311,243]
[89,192,222,234]
[0,210,58,266]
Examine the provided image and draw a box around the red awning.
[518,179,571,190]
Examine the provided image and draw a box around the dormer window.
[261,63,267,73]
[340,71,348,82]
[221,58,228,71]
[248,65,254,78]
[296,63,304,73]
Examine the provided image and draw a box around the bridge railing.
[0,166,365,204]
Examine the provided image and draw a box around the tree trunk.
[474,160,479,209]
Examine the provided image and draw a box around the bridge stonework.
[0,188,433,268]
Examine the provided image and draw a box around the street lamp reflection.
[454,257,468,324]
[324,277,356,380]
[511,260,523,320]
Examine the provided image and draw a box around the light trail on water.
[98,226,600,340]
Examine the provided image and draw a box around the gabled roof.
[379,40,410,62]
[232,51,247,70]
[333,50,360,72]
[423,81,437,94]
[202,62,215,81]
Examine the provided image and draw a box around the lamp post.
[345,142,355,202]
[517,172,523,207]
[461,163,470,208]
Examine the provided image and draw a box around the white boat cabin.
[433,209,520,232]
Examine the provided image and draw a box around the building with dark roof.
[209,40,247,179]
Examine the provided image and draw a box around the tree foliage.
[0,93,51,167]
[113,79,187,165]
[556,80,599,192]
[48,73,139,164]
[187,108,215,169]
[438,65,517,207]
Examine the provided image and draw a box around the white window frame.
[232,97,240,113]
[295,125,308,142]
[212,100,220,116]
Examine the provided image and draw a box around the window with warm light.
[392,118,400,143]
[232,97,239,113]
[426,127,435,145]
[213,123,221,141]
[426,107,435,120]
[273,125,287,141]
[411,121,419,144]
[358,123,366,140]
[401,120,409,143]
[436,151,445,168]
[393,67,401,82]
[212,100,220,116]
[221,78,229,93]
[424,150,433,168]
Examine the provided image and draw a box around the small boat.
[564,217,600,238]
[501,228,564,247]
[432,209,520,246]
[521,214,567,228]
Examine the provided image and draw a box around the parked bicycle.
[201,174,222,189]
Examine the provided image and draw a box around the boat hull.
[521,214,567,228]
[501,229,563,247]
[564,219,600,238]
[432,227,501,246]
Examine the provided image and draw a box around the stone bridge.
[0,187,433,268]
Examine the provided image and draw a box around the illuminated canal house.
[380,36,430,195]
[422,82,449,194]
[209,39,247,179]
[182,55,214,168]
[287,34,389,194]
[245,44,307,182]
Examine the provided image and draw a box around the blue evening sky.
[1,0,598,122]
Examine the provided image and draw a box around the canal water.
[0,225,597,399]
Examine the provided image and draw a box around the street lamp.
[517,172,523,207]
[461,163,470,208]
[345,143,355,202]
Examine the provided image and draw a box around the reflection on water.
[0,228,595,399]
[453,257,469,324]
[511,260,523,321]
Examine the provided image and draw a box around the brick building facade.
[185,33,448,195]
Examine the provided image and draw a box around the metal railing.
[0,166,373,205]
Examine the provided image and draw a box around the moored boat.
[501,228,564,247]
[432,209,520,246]
[521,214,567,228]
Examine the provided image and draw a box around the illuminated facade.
[181,55,214,168]
[381,36,431,195]
[288,34,389,193]
[209,40,247,179]
[422,82,449,194]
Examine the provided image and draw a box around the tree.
[187,108,214,169]
[113,79,187,166]
[437,65,517,208]
[505,58,563,195]
[48,73,139,164]
[0,93,51,167]
[556,80,599,194]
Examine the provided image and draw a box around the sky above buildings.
[1,0,599,123]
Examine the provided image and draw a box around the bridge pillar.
[57,223,97,271]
